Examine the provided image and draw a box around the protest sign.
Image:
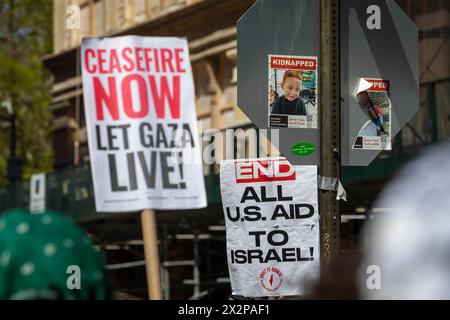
[268,55,319,129]
[81,36,206,212]
[220,158,320,297]
[352,78,392,150]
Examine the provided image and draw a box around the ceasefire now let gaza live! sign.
[220,158,320,297]
[81,36,206,212]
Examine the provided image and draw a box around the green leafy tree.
[0,0,53,185]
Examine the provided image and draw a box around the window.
[117,0,126,27]
[105,0,118,32]
[136,0,147,22]
[94,1,105,35]
[81,5,90,37]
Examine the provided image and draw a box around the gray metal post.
[193,230,200,298]
[319,0,341,270]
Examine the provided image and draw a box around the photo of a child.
[268,55,318,129]
[270,70,306,116]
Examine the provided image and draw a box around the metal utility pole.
[319,0,341,270]
[10,112,16,159]
[1,100,21,182]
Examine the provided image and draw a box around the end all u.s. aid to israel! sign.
[220,157,320,297]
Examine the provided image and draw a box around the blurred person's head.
[0,208,113,300]
[359,143,450,299]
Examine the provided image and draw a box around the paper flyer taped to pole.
[220,158,320,297]
[268,55,319,129]
[353,78,392,151]
[81,36,207,212]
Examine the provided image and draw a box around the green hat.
[0,208,113,300]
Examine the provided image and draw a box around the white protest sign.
[220,158,320,297]
[81,36,207,212]
[30,173,46,213]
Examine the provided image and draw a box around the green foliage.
[0,0,54,185]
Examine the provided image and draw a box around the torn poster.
[352,78,392,150]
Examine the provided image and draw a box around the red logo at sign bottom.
[260,267,283,292]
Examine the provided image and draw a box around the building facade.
[47,0,259,170]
